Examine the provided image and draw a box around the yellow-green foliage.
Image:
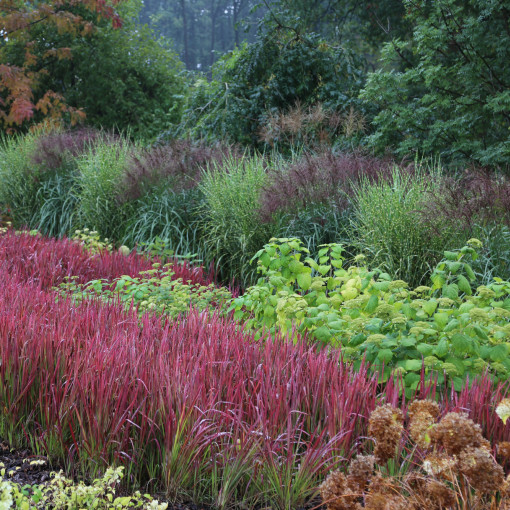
[229,238,510,391]
[73,228,114,254]
[0,467,167,509]
[59,264,232,318]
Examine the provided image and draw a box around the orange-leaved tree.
[0,0,125,131]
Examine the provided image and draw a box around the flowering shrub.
[230,238,510,390]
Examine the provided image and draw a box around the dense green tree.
[0,0,125,131]
[172,12,366,147]
[267,0,410,49]
[361,0,510,167]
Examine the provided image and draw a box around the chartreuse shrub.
[58,263,232,318]
[229,238,510,392]
[0,467,167,509]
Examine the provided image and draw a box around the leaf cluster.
[230,238,510,392]
[59,263,232,319]
[1,466,168,509]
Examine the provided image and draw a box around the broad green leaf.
[490,344,508,362]
[451,333,471,354]
[423,299,438,316]
[377,349,393,364]
[457,275,472,295]
[365,294,379,313]
[403,359,423,371]
[297,272,312,291]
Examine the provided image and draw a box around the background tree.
[0,0,125,131]
[361,0,510,167]
[1,0,185,138]
[139,0,262,69]
[172,10,366,147]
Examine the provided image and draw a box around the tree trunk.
[180,0,190,68]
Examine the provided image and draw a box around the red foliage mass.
[0,230,215,289]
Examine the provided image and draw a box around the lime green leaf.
[451,333,471,354]
[377,349,393,364]
[423,300,438,316]
[365,294,379,313]
[403,359,423,371]
[297,272,312,291]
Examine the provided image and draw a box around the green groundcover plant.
[0,467,167,509]
[229,238,510,392]
[58,263,232,319]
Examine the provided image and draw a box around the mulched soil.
[0,440,53,487]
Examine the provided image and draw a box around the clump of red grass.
[120,140,241,202]
[1,264,509,508]
[258,150,407,223]
[0,230,215,290]
[31,128,111,172]
[420,168,510,233]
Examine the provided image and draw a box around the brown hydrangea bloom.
[347,455,375,491]
[365,475,410,510]
[368,404,404,464]
[458,446,505,493]
[319,470,358,510]
[422,453,457,480]
[364,493,409,510]
[429,412,484,455]
[408,400,440,420]
[425,479,456,509]
[498,442,510,461]
[501,474,510,498]
[409,410,436,449]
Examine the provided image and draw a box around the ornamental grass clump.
[321,400,510,510]
[258,150,398,223]
[0,128,113,238]
[120,140,239,202]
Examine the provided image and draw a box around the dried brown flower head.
[425,479,456,509]
[498,441,510,462]
[319,470,358,510]
[347,455,375,491]
[408,400,440,420]
[422,453,457,480]
[458,446,505,493]
[429,412,484,455]
[368,404,404,464]
[365,474,409,510]
[365,494,409,510]
[409,407,437,449]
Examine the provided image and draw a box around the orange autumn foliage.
[0,0,125,131]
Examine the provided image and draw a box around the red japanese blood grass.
[0,267,380,507]
[1,265,510,508]
[0,229,214,290]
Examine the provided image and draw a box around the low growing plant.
[58,263,232,318]
[1,467,167,509]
